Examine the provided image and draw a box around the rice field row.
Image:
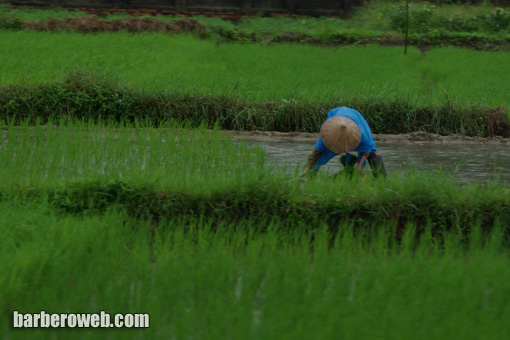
[2,200,510,340]
[1,31,510,107]
[1,122,509,229]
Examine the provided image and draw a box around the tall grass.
[2,201,510,340]
[1,31,510,107]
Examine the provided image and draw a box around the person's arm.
[357,152,370,173]
[301,149,323,176]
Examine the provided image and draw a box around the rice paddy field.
[3,203,510,340]
[1,30,510,106]
[2,3,510,338]
[1,123,510,339]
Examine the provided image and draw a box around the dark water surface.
[239,139,510,184]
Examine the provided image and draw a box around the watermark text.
[13,311,149,328]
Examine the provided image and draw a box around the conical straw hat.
[319,116,361,153]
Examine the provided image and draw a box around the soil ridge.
[18,15,510,51]
[225,130,510,144]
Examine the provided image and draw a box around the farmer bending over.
[303,106,386,178]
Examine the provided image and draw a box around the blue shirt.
[313,107,377,169]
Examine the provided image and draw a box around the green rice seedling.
[1,31,509,107]
[0,122,268,192]
[2,201,510,340]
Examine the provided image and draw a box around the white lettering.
[33,313,40,328]
[90,314,99,328]
[124,314,133,328]
[40,311,50,328]
[115,314,123,327]
[13,311,23,328]
[67,314,76,328]
[51,314,60,327]
[101,311,110,327]
[12,311,149,328]
[23,314,32,328]
[76,314,90,327]
[138,314,150,328]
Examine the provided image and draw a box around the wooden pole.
[404,0,409,55]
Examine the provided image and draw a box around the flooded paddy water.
[228,131,510,184]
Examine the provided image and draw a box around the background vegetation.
[2,2,510,136]
[2,1,510,49]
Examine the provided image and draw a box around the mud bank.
[22,16,207,33]
[224,130,510,145]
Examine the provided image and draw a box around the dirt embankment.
[22,16,207,34]
[4,126,509,145]
[18,15,510,51]
[225,130,510,144]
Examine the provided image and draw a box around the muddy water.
[236,138,510,184]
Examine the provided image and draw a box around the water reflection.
[237,139,510,184]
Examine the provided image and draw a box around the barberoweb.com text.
[13,311,149,328]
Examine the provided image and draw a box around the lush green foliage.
[2,200,510,340]
[1,70,508,136]
[2,31,509,106]
[359,1,510,34]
